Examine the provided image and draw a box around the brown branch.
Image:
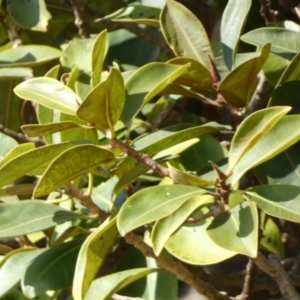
[236,259,255,300]
[125,232,230,300]
[259,0,277,25]
[64,183,109,221]
[253,252,300,300]
[109,138,170,178]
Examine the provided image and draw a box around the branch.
[125,232,230,300]
[253,252,300,300]
[236,259,255,300]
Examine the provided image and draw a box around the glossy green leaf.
[241,28,300,60]
[0,248,45,297]
[0,46,62,67]
[228,106,290,173]
[0,200,78,239]
[0,68,32,78]
[101,5,160,27]
[21,122,84,137]
[221,0,251,70]
[276,52,300,86]
[166,207,236,265]
[121,62,190,126]
[117,185,207,236]
[167,164,215,187]
[31,0,52,32]
[65,64,80,92]
[132,123,218,157]
[77,68,125,131]
[73,217,119,300]
[230,115,300,185]
[84,268,160,300]
[0,142,75,189]
[166,57,213,91]
[218,43,270,107]
[160,0,212,69]
[22,238,85,298]
[91,30,107,87]
[260,212,284,257]
[207,201,258,257]
[263,53,288,86]
[14,77,80,116]
[0,132,18,159]
[34,145,114,197]
[0,142,35,168]
[245,185,300,223]
[152,195,213,255]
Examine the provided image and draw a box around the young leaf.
[166,208,236,265]
[228,106,290,174]
[0,248,45,297]
[14,77,80,116]
[160,0,213,69]
[84,268,160,300]
[241,28,300,60]
[77,68,125,132]
[91,29,107,87]
[244,185,300,223]
[207,201,258,257]
[0,46,62,67]
[218,43,270,107]
[34,145,115,197]
[121,62,190,126]
[73,217,119,300]
[117,185,207,236]
[0,142,76,189]
[151,195,213,255]
[221,0,251,70]
[22,237,85,298]
[0,132,18,159]
[0,200,78,239]
[230,114,300,185]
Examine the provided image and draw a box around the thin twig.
[259,0,277,25]
[236,259,255,300]
[253,252,300,300]
[125,232,230,300]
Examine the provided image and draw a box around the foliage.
[1,0,300,299]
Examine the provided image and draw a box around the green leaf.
[91,29,107,87]
[167,164,215,187]
[167,57,213,91]
[34,145,115,197]
[22,238,85,298]
[0,132,18,159]
[221,0,251,69]
[228,106,290,173]
[245,185,300,223]
[101,5,161,27]
[117,185,207,236]
[241,28,300,60]
[0,67,32,78]
[276,52,300,86]
[0,248,45,297]
[166,207,236,265]
[73,217,119,300]
[21,122,84,137]
[14,77,80,116]
[260,212,284,257]
[0,142,75,189]
[0,200,78,239]
[77,68,125,132]
[121,62,190,126]
[160,0,212,69]
[0,46,62,67]
[131,123,218,157]
[230,114,300,185]
[218,43,270,107]
[84,268,160,300]
[263,53,288,86]
[207,201,258,257]
[152,195,213,255]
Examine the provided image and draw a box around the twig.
[68,0,89,38]
[253,252,300,300]
[109,138,170,178]
[236,259,255,300]
[64,183,109,221]
[111,295,144,300]
[259,0,277,25]
[125,232,230,300]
